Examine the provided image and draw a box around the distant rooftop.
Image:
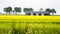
[26,11,49,13]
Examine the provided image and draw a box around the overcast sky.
[0,0,60,15]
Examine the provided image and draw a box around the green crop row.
[0,19,60,34]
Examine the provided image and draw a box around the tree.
[45,8,51,13]
[4,7,12,14]
[29,8,33,11]
[51,9,56,15]
[23,8,29,12]
[14,7,21,14]
[23,8,33,12]
[40,8,44,11]
[4,8,7,13]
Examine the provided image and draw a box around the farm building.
[25,11,50,16]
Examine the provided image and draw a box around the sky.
[0,0,60,15]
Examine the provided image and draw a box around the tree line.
[4,6,56,15]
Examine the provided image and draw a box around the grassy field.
[0,16,60,34]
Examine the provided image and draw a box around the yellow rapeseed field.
[0,16,60,22]
[0,15,60,34]
[0,15,60,19]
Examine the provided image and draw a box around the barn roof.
[26,11,49,13]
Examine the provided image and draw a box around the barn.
[25,11,50,16]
